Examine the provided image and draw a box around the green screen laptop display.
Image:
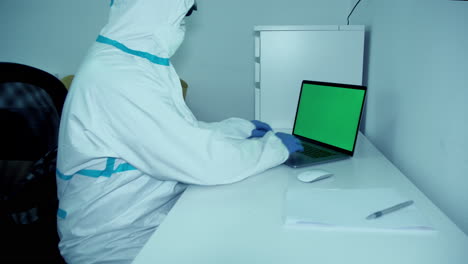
[293,81,366,152]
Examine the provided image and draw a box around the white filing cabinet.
[254,25,365,131]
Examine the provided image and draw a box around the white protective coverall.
[56,0,289,263]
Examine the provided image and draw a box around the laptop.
[284,80,367,168]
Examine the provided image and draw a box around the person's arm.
[97,85,289,186]
[197,118,255,139]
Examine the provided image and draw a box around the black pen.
[366,200,414,220]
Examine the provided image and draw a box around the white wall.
[0,0,351,121]
[173,0,351,121]
[0,0,109,76]
[350,0,468,234]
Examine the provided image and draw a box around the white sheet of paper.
[284,187,434,232]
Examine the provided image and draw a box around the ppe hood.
[100,0,196,59]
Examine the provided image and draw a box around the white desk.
[133,134,468,264]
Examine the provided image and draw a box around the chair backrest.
[0,62,67,116]
[0,62,67,262]
[0,62,67,222]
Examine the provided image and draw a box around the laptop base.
[284,152,349,168]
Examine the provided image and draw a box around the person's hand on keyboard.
[275,132,304,154]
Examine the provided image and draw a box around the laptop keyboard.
[302,144,334,158]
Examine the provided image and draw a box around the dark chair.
[0,62,68,263]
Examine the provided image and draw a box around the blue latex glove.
[249,120,273,138]
[275,132,304,154]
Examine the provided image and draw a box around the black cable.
[347,0,363,25]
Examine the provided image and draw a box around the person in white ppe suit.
[56,0,303,263]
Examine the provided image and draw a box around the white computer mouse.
[296,169,333,183]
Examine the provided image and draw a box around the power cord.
[347,0,363,25]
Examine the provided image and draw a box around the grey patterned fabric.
[0,81,60,224]
[0,82,59,157]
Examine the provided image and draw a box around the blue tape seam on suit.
[96,35,170,66]
[56,158,137,181]
[56,158,136,219]
[57,208,67,219]
[110,0,114,7]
